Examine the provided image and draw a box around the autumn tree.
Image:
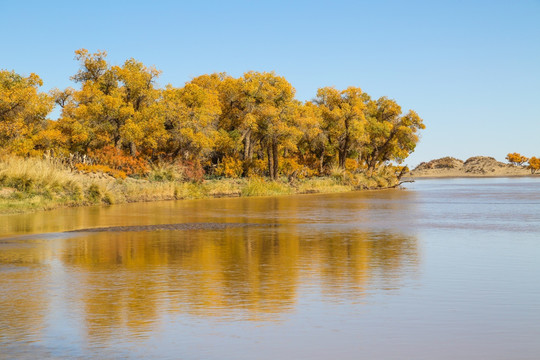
[0,70,53,155]
[295,101,329,174]
[246,72,299,179]
[190,73,243,162]
[54,49,163,156]
[3,49,427,183]
[527,157,540,174]
[158,82,221,161]
[315,87,367,169]
[113,58,163,156]
[198,71,299,178]
[361,96,425,173]
[506,153,529,166]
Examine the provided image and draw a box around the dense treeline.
[1,49,425,181]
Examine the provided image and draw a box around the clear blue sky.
[1,0,539,166]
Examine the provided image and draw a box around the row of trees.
[506,153,540,174]
[1,49,425,180]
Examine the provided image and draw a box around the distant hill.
[409,156,532,177]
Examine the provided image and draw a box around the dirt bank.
[409,156,533,178]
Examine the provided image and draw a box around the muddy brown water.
[1,178,540,359]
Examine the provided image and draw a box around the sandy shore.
[408,156,536,178]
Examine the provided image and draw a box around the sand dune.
[409,156,534,178]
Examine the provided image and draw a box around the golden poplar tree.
[0,70,53,155]
[315,87,367,168]
[362,96,425,173]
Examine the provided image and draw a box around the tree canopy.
[0,49,425,180]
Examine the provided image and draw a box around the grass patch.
[0,156,402,214]
[241,177,292,197]
[174,182,209,200]
[295,177,353,194]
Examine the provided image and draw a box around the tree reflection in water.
[49,226,417,340]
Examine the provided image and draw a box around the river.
[1,178,539,359]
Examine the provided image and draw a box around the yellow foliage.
[2,50,426,187]
[528,157,540,174]
[75,163,127,179]
[506,153,529,166]
[279,157,315,179]
[215,157,243,178]
[361,97,424,171]
[0,70,54,155]
[245,159,267,177]
[316,86,367,168]
[345,158,359,172]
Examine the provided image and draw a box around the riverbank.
[0,157,400,214]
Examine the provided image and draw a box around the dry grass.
[0,156,400,214]
[241,177,292,197]
[295,177,353,194]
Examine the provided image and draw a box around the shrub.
[280,158,301,178]
[88,146,149,177]
[102,191,114,205]
[280,157,316,180]
[86,183,102,203]
[148,162,183,182]
[64,179,83,201]
[75,163,127,179]
[245,159,267,177]
[215,156,243,178]
[178,160,205,182]
[345,158,359,172]
[330,166,355,185]
[11,174,35,192]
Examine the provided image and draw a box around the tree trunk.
[243,129,252,161]
[319,149,325,174]
[367,152,378,176]
[243,129,252,176]
[114,136,122,150]
[272,138,279,180]
[267,144,274,179]
[338,134,349,168]
[338,149,346,168]
[130,142,137,157]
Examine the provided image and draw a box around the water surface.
[1,178,539,359]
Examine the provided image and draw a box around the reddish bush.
[178,160,205,182]
[76,163,127,179]
[88,146,149,177]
